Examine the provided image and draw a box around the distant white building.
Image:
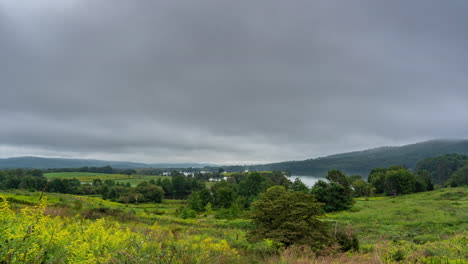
[209,176,229,182]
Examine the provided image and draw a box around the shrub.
[248,186,329,250]
[332,225,359,252]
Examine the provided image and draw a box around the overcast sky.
[1,0,467,164]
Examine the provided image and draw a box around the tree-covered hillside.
[226,139,468,176]
[416,153,468,185]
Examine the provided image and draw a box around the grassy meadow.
[0,187,466,263]
[44,172,171,186]
[328,188,467,262]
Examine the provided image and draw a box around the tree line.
[416,153,468,186]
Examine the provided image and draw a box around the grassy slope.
[1,187,466,263]
[328,187,467,244]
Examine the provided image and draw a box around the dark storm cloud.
[1,0,468,163]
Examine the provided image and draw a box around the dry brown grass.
[259,245,388,264]
[43,206,73,217]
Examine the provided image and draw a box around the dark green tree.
[212,182,237,209]
[248,186,329,249]
[351,179,373,197]
[368,168,387,194]
[311,180,354,212]
[199,188,213,208]
[384,168,416,195]
[290,178,309,193]
[448,165,468,187]
[415,170,434,192]
[238,172,265,197]
[172,175,187,199]
[135,181,165,203]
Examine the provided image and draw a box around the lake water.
[289,175,325,187]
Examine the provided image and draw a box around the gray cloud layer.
[1,0,468,164]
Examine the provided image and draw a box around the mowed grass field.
[44,172,171,186]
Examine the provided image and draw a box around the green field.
[328,188,467,244]
[44,172,171,186]
[327,187,467,262]
[114,174,171,186]
[1,187,466,263]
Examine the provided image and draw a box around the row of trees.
[184,171,291,218]
[416,154,468,186]
[0,169,46,190]
[368,166,433,195]
[88,175,206,203]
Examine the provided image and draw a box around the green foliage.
[384,168,417,195]
[0,169,47,191]
[290,178,309,193]
[212,182,238,209]
[186,187,213,212]
[215,206,242,220]
[0,195,240,263]
[135,181,165,202]
[179,207,197,219]
[328,187,468,263]
[368,166,433,196]
[332,225,359,252]
[415,170,434,191]
[368,168,386,194]
[0,185,466,263]
[311,180,354,212]
[416,153,468,185]
[310,170,354,212]
[447,165,468,187]
[248,186,329,249]
[238,172,265,197]
[351,179,374,197]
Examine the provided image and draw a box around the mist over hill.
[224,139,468,177]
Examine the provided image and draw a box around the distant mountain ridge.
[0,156,214,169]
[2,139,468,174]
[226,139,468,177]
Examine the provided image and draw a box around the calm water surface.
[289,175,325,187]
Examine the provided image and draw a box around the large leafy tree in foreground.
[248,186,329,250]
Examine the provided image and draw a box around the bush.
[413,234,438,244]
[332,225,359,252]
[248,186,329,250]
[311,180,354,212]
[179,207,197,219]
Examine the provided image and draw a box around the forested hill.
[3,139,468,174]
[228,139,468,176]
[0,156,213,169]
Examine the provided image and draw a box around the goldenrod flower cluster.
[0,196,239,264]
